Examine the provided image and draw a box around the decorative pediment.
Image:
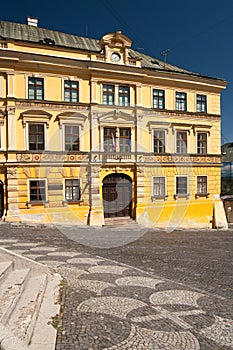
[147,121,170,134]
[56,111,87,130]
[98,110,135,126]
[99,31,132,49]
[98,31,141,66]
[19,110,52,128]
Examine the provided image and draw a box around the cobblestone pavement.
[0,222,232,349]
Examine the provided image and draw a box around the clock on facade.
[111,52,121,62]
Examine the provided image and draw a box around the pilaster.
[88,165,104,226]
[6,166,20,219]
[7,106,16,151]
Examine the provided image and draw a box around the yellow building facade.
[0,19,228,228]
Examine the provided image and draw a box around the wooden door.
[103,174,132,218]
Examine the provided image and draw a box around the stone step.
[0,261,13,284]
[104,217,139,227]
[7,273,48,345]
[0,248,62,350]
[0,268,31,325]
[29,273,61,350]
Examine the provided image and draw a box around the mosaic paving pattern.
[1,234,233,349]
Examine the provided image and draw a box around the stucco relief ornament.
[7,106,16,115]
[7,167,17,178]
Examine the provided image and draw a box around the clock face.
[111,52,121,62]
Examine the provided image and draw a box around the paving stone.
[0,223,232,350]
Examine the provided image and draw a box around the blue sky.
[1,0,233,144]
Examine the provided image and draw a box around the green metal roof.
[0,20,224,80]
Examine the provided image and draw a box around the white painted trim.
[152,175,166,196]
[62,77,81,102]
[28,178,48,202]
[25,122,47,151]
[175,130,189,154]
[26,75,45,100]
[0,75,2,98]
[62,124,83,151]
[196,175,208,194]
[0,125,4,150]
[151,128,167,153]
[63,177,82,201]
[175,175,189,195]
[195,131,210,154]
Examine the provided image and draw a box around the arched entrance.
[103,173,132,218]
[0,181,4,218]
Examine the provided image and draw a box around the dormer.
[98,31,141,67]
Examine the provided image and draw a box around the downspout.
[88,71,93,224]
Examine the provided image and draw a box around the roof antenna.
[161,49,170,69]
[85,25,88,37]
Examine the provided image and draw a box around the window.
[29,124,44,150]
[153,177,165,197]
[153,89,165,109]
[154,130,165,153]
[176,92,187,111]
[103,127,131,152]
[64,80,79,102]
[28,77,44,100]
[65,125,79,151]
[29,180,46,202]
[103,84,114,105]
[104,127,116,152]
[119,128,131,152]
[176,131,187,154]
[196,94,207,113]
[197,176,207,194]
[119,86,130,106]
[176,176,188,195]
[65,179,81,201]
[197,132,207,154]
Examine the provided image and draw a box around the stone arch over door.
[0,181,4,218]
[102,173,132,218]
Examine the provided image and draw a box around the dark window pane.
[153,89,165,109]
[154,130,165,153]
[65,179,81,201]
[176,177,188,195]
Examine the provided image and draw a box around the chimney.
[26,17,39,27]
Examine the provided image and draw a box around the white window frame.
[25,122,47,151]
[152,176,167,200]
[102,83,115,105]
[196,131,209,154]
[175,130,189,154]
[152,88,165,109]
[0,75,3,98]
[152,129,167,153]
[28,178,48,204]
[196,175,209,198]
[62,77,81,102]
[61,123,83,152]
[63,178,82,203]
[0,113,4,150]
[175,91,187,111]
[196,93,207,113]
[27,75,46,100]
[175,175,189,199]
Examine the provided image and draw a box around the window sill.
[174,194,190,200]
[195,193,210,199]
[151,195,168,202]
[26,200,49,208]
[62,200,83,206]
